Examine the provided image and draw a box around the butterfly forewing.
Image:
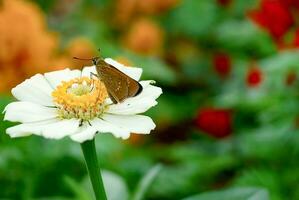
[96,62,142,103]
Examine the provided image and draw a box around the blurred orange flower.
[114,0,179,26]
[123,18,164,55]
[137,0,179,14]
[114,0,137,27]
[0,0,57,92]
[50,37,97,70]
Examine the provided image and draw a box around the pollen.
[52,77,108,121]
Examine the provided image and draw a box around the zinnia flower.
[3,58,162,143]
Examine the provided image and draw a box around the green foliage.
[183,187,269,200]
[162,0,218,38]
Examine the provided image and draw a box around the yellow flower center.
[52,77,108,121]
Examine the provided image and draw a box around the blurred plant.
[0,0,58,93]
[195,108,232,138]
[122,18,164,55]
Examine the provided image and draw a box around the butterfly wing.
[96,63,142,103]
[127,78,143,97]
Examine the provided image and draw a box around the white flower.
[3,58,162,143]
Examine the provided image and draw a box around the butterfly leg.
[108,93,118,104]
[89,72,99,92]
[79,119,84,127]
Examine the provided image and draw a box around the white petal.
[41,119,80,139]
[12,74,54,106]
[102,114,156,134]
[107,81,162,115]
[81,66,97,78]
[4,102,57,123]
[105,58,142,81]
[6,119,58,138]
[91,118,130,139]
[70,124,97,143]
[44,68,81,88]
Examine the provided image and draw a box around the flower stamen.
[52,77,108,121]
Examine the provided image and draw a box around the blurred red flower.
[217,0,232,6]
[212,53,231,78]
[285,71,296,85]
[248,0,294,40]
[246,67,263,87]
[293,28,299,47]
[195,108,232,138]
[280,0,299,9]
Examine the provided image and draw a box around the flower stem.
[81,138,107,200]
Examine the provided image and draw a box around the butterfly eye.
[92,57,101,65]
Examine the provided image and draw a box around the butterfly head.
[91,57,106,67]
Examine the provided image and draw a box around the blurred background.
[1,0,299,199]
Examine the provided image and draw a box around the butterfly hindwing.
[127,78,143,97]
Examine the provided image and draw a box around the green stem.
[81,138,107,200]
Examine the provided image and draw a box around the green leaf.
[33,197,73,200]
[102,170,130,200]
[63,176,90,200]
[82,170,130,200]
[132,164,162,200]
[182,187,269,200]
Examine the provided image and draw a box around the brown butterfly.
[74,56,143,104]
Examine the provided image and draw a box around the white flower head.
[3,58,162,143]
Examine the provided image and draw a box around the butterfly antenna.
[73,57,94,61]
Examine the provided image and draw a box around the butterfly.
[74,56,143,104]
